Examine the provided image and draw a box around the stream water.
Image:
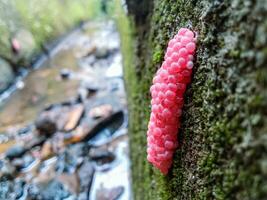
[0,21,131,200]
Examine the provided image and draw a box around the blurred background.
[0,0,131,200]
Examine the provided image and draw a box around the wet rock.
[89,104,113,119]
[89,149,115,165]
[5,145,27,160]
[80,55,96,67]
[12,179,25,199]
[57,172,79,194]
[0,134,9,144]
[16,80,25,89]
[81,85,98,99]
[10,153,35,172]
[78,192,88,200]
[22,154,35,166]
[95,47,110,59]
[25,136,46,149]
[40,105,71,131]
[87,86,98,94]
[84,46,97,57]
[27,183,42,199]
[35,114,57,137]
[60,68,71,80]
[105,54,123,78]
[95,186,124,200]
[77,88,88,103]
[86,111,125,146]
[56,146,84,173]
[0,179,25,199]
[0,58,14,93]
[68,143,90,158]
[78,159,95,193]
[34,158,56,184]
[0,181,13,199]
[63,110,124,146]
[63,126,87,144]
[27,180,72,200]
[77,45,97,59]
[11,158,24,170]
[0,160,17,180]
[40,141,53,160]
[11,154,35,171]
[17,125,34,135]
[64,104,84,132]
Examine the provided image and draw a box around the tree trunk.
[123,0,267,199]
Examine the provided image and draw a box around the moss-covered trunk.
[122,0,267,199]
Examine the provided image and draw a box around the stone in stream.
[0,160,17,180]
[11,158,24,170]
[84,85,98,99]
[68,143,90,158]
[24,135,46,150]
[56,143,88,173]
[56,172,80,194]
[64,104,85,132]
[35,114,57,137]
[78,192,88,200]
[0,178,25,199]
[95,47,110,59]
[89,149,115,165]
[85,110,124,141]
[0,58,14,93]
[40,104,73,131]
[5,145,27,160]
[40,141,53,160]
[78,159,95,194]
[60,68,72,80]
[27,180,73,200]
[87,86,98,94]
[11,153,35,170]
[95,186,124,200]
[11,178,25,199]
[63,110,123,145]
[89,104,113,119]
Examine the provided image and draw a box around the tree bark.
[124,0,267,199]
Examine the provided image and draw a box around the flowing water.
[0,27,89,134]
[0,21,131,200]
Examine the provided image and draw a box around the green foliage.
[15,0,99,45]
[0,0,100,65]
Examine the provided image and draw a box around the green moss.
[153,46,164,64]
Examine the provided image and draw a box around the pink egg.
[147,28,197,174]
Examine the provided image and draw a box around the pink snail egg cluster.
[147,28,197,174]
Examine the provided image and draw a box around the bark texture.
[122,0,267,199]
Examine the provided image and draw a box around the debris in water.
[64,104,84,131]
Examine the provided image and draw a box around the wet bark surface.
[124,0,267,199]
